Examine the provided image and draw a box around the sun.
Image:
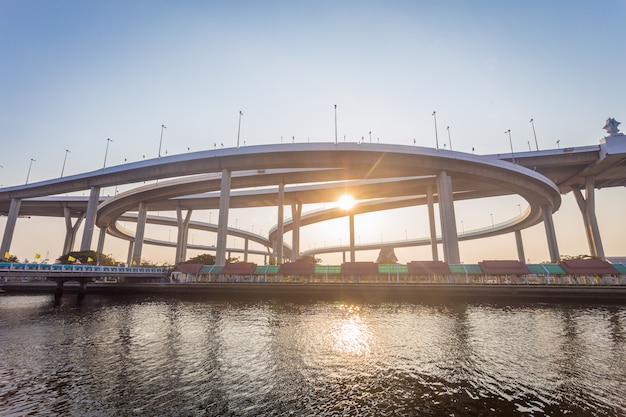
[338,194,355,210]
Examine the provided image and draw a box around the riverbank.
[2,281,626,303]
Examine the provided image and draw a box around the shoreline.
[2,281,626,303]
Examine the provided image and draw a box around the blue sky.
[1,1,625,264]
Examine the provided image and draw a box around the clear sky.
[1,0,625,265]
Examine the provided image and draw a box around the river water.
[1,293,625,416]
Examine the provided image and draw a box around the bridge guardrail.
[0,262,165,274]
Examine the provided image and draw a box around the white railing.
[0,262,165,274]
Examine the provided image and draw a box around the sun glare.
[338,194,355,210]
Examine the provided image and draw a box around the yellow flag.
[35,253,41,259]
[68,255,76,262]
[87,257,94,263]
[4,252,9,259]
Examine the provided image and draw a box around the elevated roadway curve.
[2,133,625,264]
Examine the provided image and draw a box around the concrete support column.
[427,185,438,262]
[1,198,21,259]
[585,177,605,259]
[572,186,596,257]
[216,169,231,265]
[80,186,101,251]
[572,179,605,260]
[276,183,285,264]
[126,240,134,266]
[131,202,148,265]
[244,239,249,262]
[175,208,193,264]
[437,172,460,264]
[542,205,560,262]
[96,227,106,264]
[63,207,85,254]
[291,201,302,261]
[349,213,356,262]
[515,229,526,263]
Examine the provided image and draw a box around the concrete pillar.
[63,207,85,254]
[349,213,356,262]
[572,179,605,260]
[515,229,526,263]
[542,205,560,262]
[126,240,134,266]
[80,186,101,251]
[572,186,596,257]
[216,169,231,265]
[96,227,106,264]
[585,177,605,260]
[131,202,148,265]
[427,185,438,262]
[1,198,21,259]
[437,172,460,264]
[175,207,193,264]
[244,239,249,262]
[276,183,285,264]
[291,201,302,261]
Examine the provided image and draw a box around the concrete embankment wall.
[2,282,626,304]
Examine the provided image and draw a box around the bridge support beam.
[291,201,302,262]
[131,202,147,266]
[1,198,21,259]
[63,207,85,254]
[427,185,438,262]
[126,240,134,267]
[175,207,193,264]
[542,205,560,262]
[276,183,285,264]
[515,230,526,263]
[244,238,249,262]
[216,169,231,265]
[80,186,100,251]
[437,172,460,264]
[96,227,106,264]
[572,178,605,260]
[349,214,356,262]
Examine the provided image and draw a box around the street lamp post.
[25,158,35,184]
[446,126,452,150]
[432,111,439,150]
[334,105,338,144]
[505,129,516,163]
[556,139,560,149]
[103,138,113,168]
[530,118,539,151]
[490,213,494,227]
[158,124,167,158]
[237,111,243,148]
[61,149,70,177]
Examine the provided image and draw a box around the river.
[1,293,625,416]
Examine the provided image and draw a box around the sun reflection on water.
[331,305,373,356]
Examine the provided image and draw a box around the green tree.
[184,253,216,265]
[57,250,117,265]
[296,254,322,264]
[4,254,19,263]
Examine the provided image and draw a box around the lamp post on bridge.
[158,124,167,158]
[61,149,70,177]
[236,111,243,148]
[530,118,539,151]
[505,129,516,163]
[432,111,439,150]
[103,138,113,168]
[25,158,36,184]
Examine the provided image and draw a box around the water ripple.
[1,295,625,416]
